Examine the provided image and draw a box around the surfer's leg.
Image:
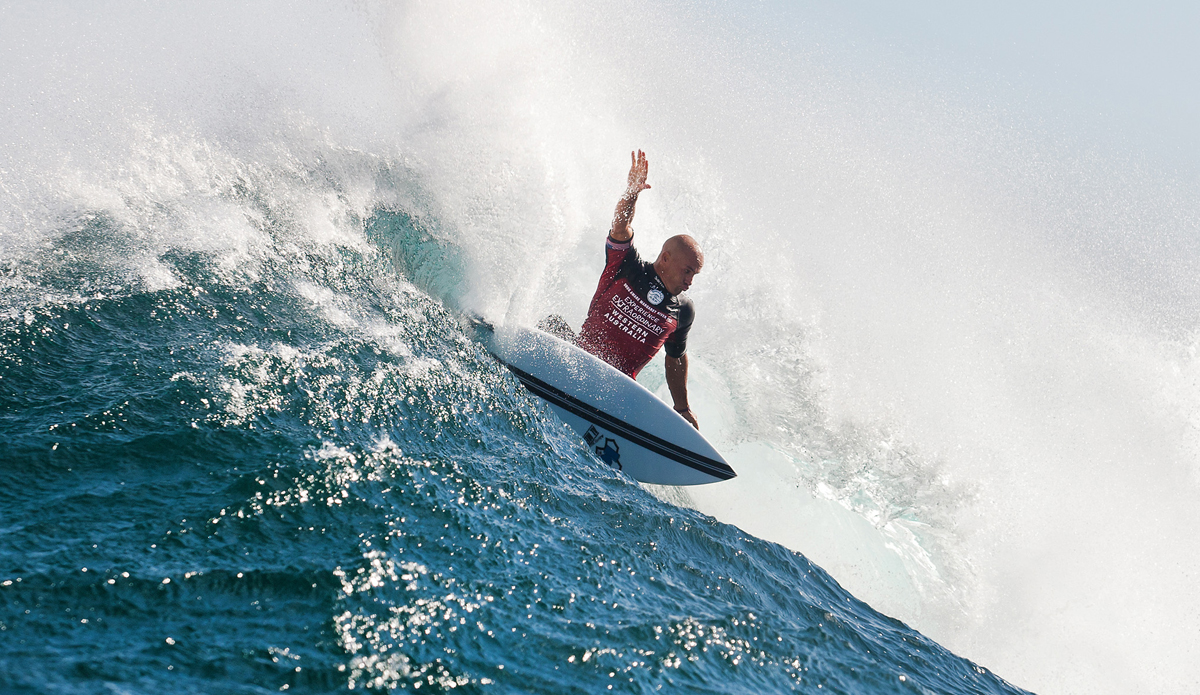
[537,314,578,344]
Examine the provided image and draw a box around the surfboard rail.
[499,360,735,481]
[474,318,736,485]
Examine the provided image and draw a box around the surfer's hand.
[676,407,699,430]
[612,150,649,241]
[625,149,650,197]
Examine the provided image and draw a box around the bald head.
[653,234,704,295]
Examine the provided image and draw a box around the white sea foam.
[4,2,1198,693]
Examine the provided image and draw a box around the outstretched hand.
[625,150,651,197]
[611,149,649,242]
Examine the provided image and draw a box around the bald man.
[577,150,703,429]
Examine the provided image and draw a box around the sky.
[813,0,1200,175]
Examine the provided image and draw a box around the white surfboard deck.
[475,320,736,486]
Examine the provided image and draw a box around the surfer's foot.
[537,314,578,344]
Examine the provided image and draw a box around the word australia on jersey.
[579,235,694,378]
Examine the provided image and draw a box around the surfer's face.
[659,246,703,295]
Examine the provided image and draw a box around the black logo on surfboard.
[584,425,622,470]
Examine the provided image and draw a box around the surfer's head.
[653,235,703,295]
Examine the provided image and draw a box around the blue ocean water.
[6,2,1200,694]
[2,196,1022,695]
[0,194,1025,692]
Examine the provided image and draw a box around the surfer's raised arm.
[610,149,650,242]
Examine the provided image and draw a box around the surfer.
[575,150,703,430]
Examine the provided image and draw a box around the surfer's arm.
[665,354,699,430]
[611,150,650,242]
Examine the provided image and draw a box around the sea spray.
[2,1,1199,693]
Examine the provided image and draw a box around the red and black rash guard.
[578,235,694,378]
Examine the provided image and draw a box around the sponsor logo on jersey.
[647,288,664,305]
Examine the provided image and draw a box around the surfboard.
[472,319,736,486]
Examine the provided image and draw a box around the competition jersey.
[578,235,694,378]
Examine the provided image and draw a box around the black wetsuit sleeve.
[611,236,642,281]
[663,296,694,358]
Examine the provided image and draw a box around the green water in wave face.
[0,208,1026,694]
